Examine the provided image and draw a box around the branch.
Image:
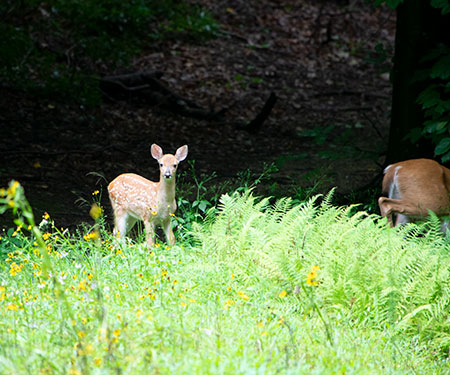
[237,92,278,134]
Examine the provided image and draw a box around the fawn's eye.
[159,163,163,167]
[173,164,177,168]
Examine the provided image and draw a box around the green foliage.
[431,0,450,14]
[0,0,218,105]
[416,45,450,162]
[373,0,450,162]
[175,162,280,238]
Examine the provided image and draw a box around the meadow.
[1,180,450,374]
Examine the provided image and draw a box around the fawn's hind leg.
[114,210,137,238]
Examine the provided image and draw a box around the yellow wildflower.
[78,280,87,291]
[42,232,51,241]
[238,291,250,301]
[7,304,18,311]
[279,290,287,298]
[89,203,102,220]
[7,181,20,196]
[9,262,21,276]
[113,329,121,338]
[306,267,319,286]
[84,232,99,241]
[223,299,235,310]
[94,357,102,367]
[92,190,99,196]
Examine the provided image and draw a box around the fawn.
[108,144,188,246]
[378,158,450,231]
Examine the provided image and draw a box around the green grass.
[1,182,450,374]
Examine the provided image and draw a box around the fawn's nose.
[164,171,172,179]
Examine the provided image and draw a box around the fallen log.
[99,71,224,121]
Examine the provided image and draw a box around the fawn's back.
[108,173,164,221]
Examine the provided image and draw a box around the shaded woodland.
[1,0,448,229]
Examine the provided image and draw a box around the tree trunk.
[386,0,448,165]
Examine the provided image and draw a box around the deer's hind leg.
[378,196,424,227]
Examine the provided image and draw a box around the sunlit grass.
[0,181,449,374]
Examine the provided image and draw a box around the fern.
[190,190,450,354]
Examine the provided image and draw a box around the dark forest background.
[1,0,450,229]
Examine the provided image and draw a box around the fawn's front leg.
[143,218,156,247]
[162,218,175,245]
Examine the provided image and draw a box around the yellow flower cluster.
[9,262,24,276]
[306,265,320,286]
[223,299,235,310]
[1,180,21,208]
[84,232,99,241]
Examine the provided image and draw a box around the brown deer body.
[108,144,188,246]
[378,158,450,228]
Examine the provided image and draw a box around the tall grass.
[0,181,449,374]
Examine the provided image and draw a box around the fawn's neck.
[158,176,176,201]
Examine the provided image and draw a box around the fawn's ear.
[151,144,163,160]
[175,145,188,162]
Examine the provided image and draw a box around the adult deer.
[378,158,450,229]
[108,144,188,246]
